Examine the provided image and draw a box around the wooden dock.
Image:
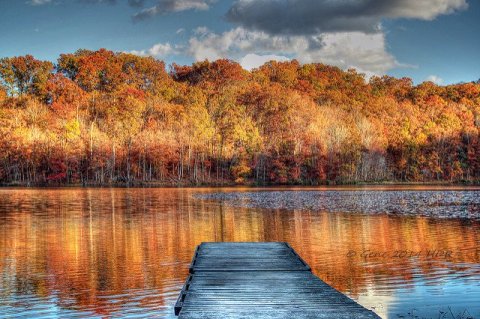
[175,242,380,318]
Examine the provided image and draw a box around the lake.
[0,187,479,319]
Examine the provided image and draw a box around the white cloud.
[240,54,290,70]
[193,26,210,36]
[29,0,52,5]
[185,27,401,76]
[425,75,444,84]
[130,42,177,58]
[133,0,215,20]
[381,0,468,20]
[186,27,309,61]
[299,32,401,76]
[132,26,402,76]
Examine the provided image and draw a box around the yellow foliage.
[64,119,81,140]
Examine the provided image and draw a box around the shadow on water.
[0,187,479,318]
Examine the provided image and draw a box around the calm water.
[0,187,479,319]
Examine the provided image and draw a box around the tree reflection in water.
[0,187,479,318]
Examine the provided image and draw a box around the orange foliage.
[0,49,479,185]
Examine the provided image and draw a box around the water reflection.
[0,188,479,319]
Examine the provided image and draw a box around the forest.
[0,49,479,186]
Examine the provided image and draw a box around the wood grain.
[176,242,380,318]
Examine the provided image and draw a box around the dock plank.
[176,242,380,318]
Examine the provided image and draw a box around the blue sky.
[0,0,478,84]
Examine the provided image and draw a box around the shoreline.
[1,181,479,189]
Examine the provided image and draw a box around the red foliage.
[0,49,479,185]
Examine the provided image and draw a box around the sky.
[0,0,479,85]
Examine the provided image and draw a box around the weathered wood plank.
[189,242,310,273]
[177,242,380,319]
[178,310,378,319]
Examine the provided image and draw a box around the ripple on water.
[196,190,480,219]
[0,188,479,319]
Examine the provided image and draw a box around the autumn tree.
[0,55,53,97]
[0,49,479,186]
[0,85,6,104]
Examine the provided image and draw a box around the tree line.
[0,49,479,186]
